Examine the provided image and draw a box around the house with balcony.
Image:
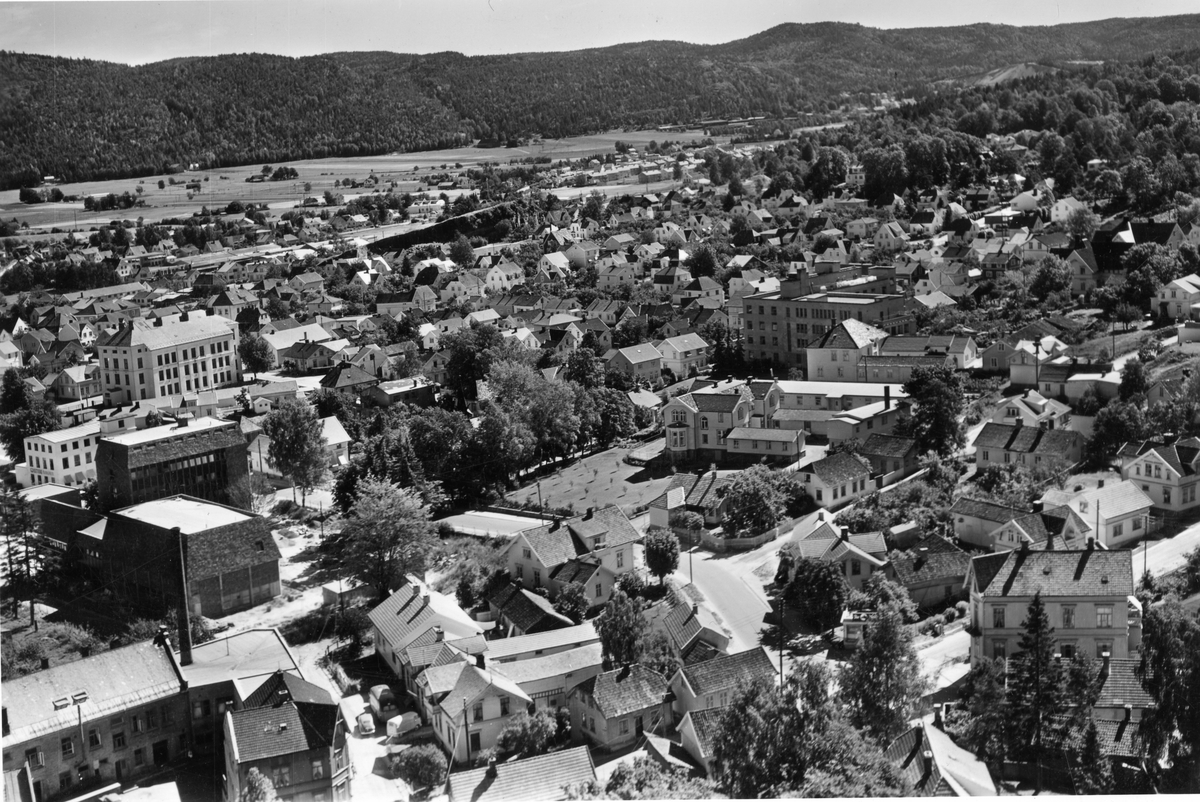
[662,383,754,465]
[965,546,1137,666]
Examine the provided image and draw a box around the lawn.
[505,444,675,517]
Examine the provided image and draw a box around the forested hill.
[4,13,1200,189]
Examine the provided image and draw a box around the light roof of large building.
[101,415,230,447]
[182,628,301,689]
[117,496,251,534]
[26,420,100,443]
[101,315,236,350]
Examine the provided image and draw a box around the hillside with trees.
[6,14,1200,188]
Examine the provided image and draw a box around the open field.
[0,128,719,233]
[505,443,675,516]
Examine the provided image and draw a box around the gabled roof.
[446,745,596,802]
[368,581,483,653]
[803,451,872,484]
[576,665,668,719]
[812,319,889,350]
[890,536,971,587]
[682,707,727,758]
[969,548,1133,598]
[230,700,339,763]
[860,433,918,460]
[679,647,776,697]
[516,506,640,570]
[488,583,574,633]
[1096,658,1153,710]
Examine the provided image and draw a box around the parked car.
[369,684,400,721]
[357,712,375,736]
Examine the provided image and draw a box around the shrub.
[616,571,646,599]
[955,600,969,619]
[942,608,957,625]
[391,744,447,788]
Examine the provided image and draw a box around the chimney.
[584,507,594,520]
[173,526,193,667]
[1124,704,1132,722]
[1,707,7,737]
[932,703,944,729]
[485,757,498,778]
[153,317,164,327]
[691,603,699,618]
[177,413,192,428]
[180,311,189,323]
[1097,479,1104,489]
[1102,650,1111,677]
[475,653,486,670]
[80,646,91,658]
[433,625,444,642]
[40,657,50,670]
[1086,536,1095,550]
[817,511,825,522]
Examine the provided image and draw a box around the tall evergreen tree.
[1009,592,1066,763]
[839,605,928,743]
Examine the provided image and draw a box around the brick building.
[97,495,280,618]
[96,415,248,509]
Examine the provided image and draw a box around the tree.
[1008,592,1065,764]
[1069,719,1115,794]
[497,710,557,758]
[568,755,716,799]
[1119,358,1150,401]
[238,333,275,379]
[839,606,928,743]
[563,348,603,389]
[594,590,646,668]
[448,233,476,267]
[240,767,278,802]
[902,365,964,456]
[721,465,789,536]
[643,527,679,586]
[710,661,909,798]
[1088,400,1148,467]
[261,398,327,504]
[0,392,60,464]
[1,486,61,629]
[785,558,847,631]
[1066,206,1100,244]
[0,370,29,414]
[553,581,589,624]
[391,743,446,789]
[335,478,436,596]
[1136,595,1200,789]
[952,657,1011,764]
[847,573,918,624]
[1029,256,1072,301]
[592,388,636,447]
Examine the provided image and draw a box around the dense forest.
[5,14,1200,189]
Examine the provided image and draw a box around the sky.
[2,0,1198,65]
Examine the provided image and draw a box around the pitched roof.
[813,319,889,350]
[970,548,1133,598]
[368,581,483,653]
[890,536,971,587]
[577,665,668,719]
[516,506,640,570]
[683,707,727,758]
[1,641,184,746]
[488,583,574,633]
[1096,658,1154,710]
[229,697,340,763]
[480,623,599,662]
[446,745,596,802]
[859,433,918,459]
[679,647,776,697]
[804,451,872,484]
[96,314,235,350]
[488,643,603,686]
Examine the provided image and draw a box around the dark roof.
[970,548,1133,598]
[950,496,1030,522]
[488,583,574,634]
[446,745,596,802]
[319,362,377,390]
[680,647,776,697]
[1096,658,1153,710]
[576,665,668,719]
[890,536,971,587]
[805,451,872,484]
[549,559,601,586]
[860,433,918,460]
[518,505,640,570]
[973,423,1082,456]
[241,670,334,709]
[229,698,339,763]
[685,707,727,757]
[884,725,950,795]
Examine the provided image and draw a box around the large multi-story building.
[96,313,241,405]
[965,546,1138,666]
[741,279,913,370]
[95,415,248,509]
[1,640,190,802]
[23,420,101,488]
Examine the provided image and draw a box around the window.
[113,731,127,750]
[146,709,158,730]
[193,700,211,720]
[595,582,603,598]
[515,564,524,579]
[61,737,74,758]
[1097,605,1113,628]
[24,748,43,768]
[134,748,145,767]
[620,719,629,735]
[851,559,861,576]
[311,758,325,780]
[469,732,482,752]
[473,703,484,722]
[500,696,510,716]
[131,715,144,733]
[616,551,624,569]
[273,766,291,787]
[992,640,1007,660]
[993,606,1006,629]
[523,547,532,560]
[1060,643,1077,659]
[533,569,541,587]
[1133,517,1143,531]
[88,728,101,748]
[1062,606,1075,629]
[60,772,72,791]
[1096,641,1113,659]
[1112,523,1123,538]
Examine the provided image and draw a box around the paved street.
[918,629,970,691]
[682,548,774,654]
[1132,519,1200,583]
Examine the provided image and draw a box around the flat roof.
[28,420,100,443]
[182,628,301,688]
[118,496,251,533]
[101,416,230,446]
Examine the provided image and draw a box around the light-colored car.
[369,684,400,721]
[357,712,376,736]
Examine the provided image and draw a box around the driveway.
[917,629,970,692]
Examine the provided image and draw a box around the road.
[682,548,774,654]
[1131,519,1200,584]
[918,629,970,691]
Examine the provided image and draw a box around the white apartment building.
[24,420,101,487]
[96,314,241,405]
